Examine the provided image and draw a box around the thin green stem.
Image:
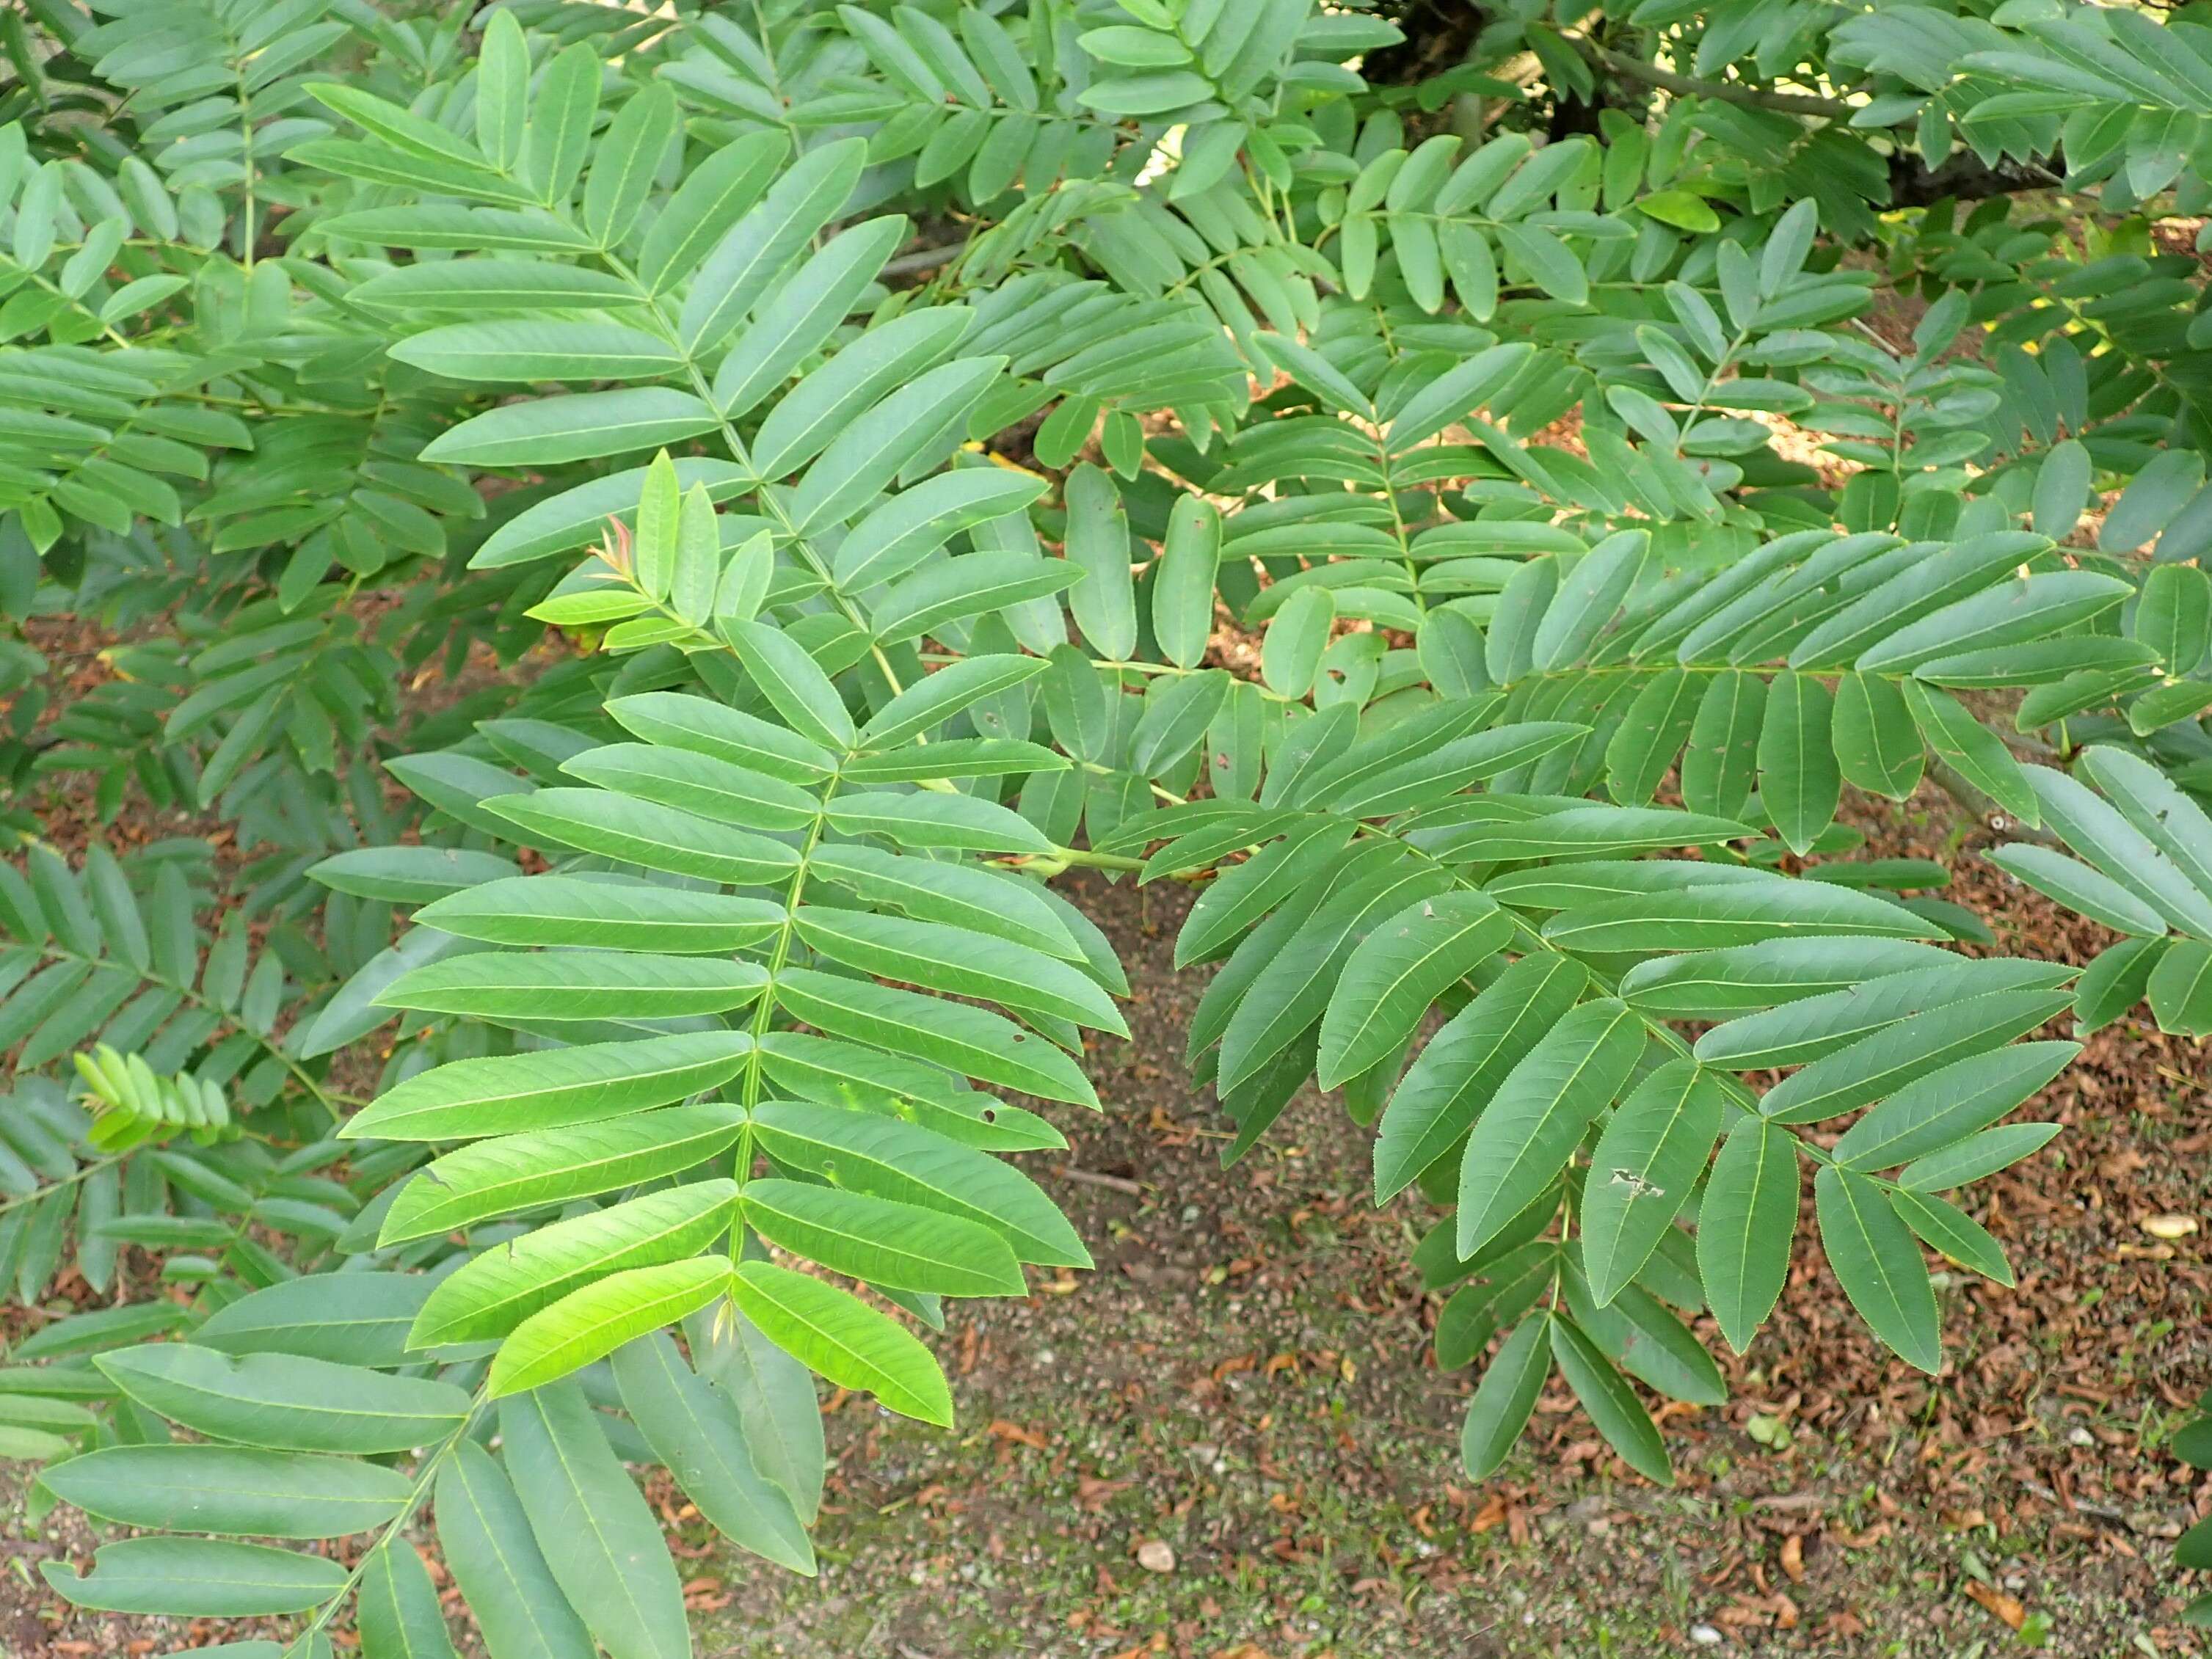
[922,652,1296,706]
[588,241,910,699]
[1378,832,1827,1163]
[1079,755,1185,808]
[0,1152,125,1219]
[284,1390,492,1648]
[0,253,134,349]
[1374,439,1425,612]
[1009,843,1146,877]
[1664,315,1757,467]
[728,780,837,1238]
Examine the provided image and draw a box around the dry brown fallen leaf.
[1964,1578,2027,1631]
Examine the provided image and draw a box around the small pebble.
[1690,1624,1724,1646]
[1135,1539,1176,1573]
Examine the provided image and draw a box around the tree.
[0,0,2208,1647]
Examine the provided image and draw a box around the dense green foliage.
[4,0,2212,1648]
